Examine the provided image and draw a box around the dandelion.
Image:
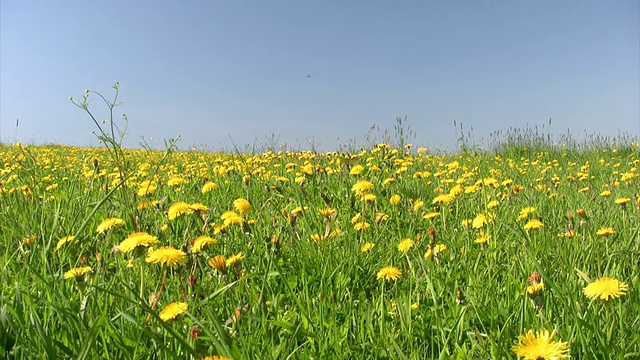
[425,244,447,259]
[201,181,218,193]
[472,213,488,229]
[375,212,388,223]
[423,212,439,220]
[159,302,188,321]
[614,197,631,207]
[474,231,490,245]
[118,232,159,253]
[96,217,125,234]
[208,255,227,271]
[362,193,377,202]
[202,356,231,360]
[511,329,570,360]
[432,193,454,205]
[397,238,414,253]
[226,252,245,267]
[599,190,611,197]
[377,266,402,282]
[55,235,75,251]
[319,207,336,217]
[351,180,374,196]
[412,199,424,212]
[167,176,188,187]
[596,227,616,236]
[63,266,92,279]
[137,180,156,196]
[168,201,194,220]
[583,277,629,301]
[517,206,537,221]
[349,164,365,175]
[221,211,244,225]
[191,235,216,253]
[390,194,401,204]
[233,198,251,213]
[353,222,370,231]
[524,219,544,230]
[145,246,188,267]
[190,203,209,212]
[361,242,375,253]
[526,283,545,297]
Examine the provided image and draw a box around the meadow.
[0,85,638,359]
[1,134,638,359]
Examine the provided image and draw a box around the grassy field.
[1,137,638,359]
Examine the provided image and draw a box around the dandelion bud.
[428,228,436,243]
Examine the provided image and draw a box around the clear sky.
[1,1,639,151]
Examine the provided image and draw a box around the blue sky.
[1,1,638,151]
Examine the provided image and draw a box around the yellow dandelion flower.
[413,199,424,212]
[190,203,209,212]
[208,255,227,271]
[475,231,490,245]
[351,213,361,224]
[487,200,500,208]
[524,219,544,230]
[349,164,365,175]
[221,211,244,225]
[167,176,188,187]
[425,244,447,259]
[397,238,414,253]
[233,198,251,213]
[202,356,231,360]
[191,235,216,253]
[201,181,219,194]
[63,266,92,279]
[375,212,388,223]
[361,242,375,253]
[310,233,327,243]
[362,193,377,202]
[55,235,75,251]
[596,227,616,236]
[159,302,188,321]
[137,180,156,196]
[353,222,370,231]
[377,266,402,282]
[351,180,374,196]
[614,197,631,206]
[319,207,336,217]
[390,194,401,204]
[423,212,439,220]
[583,277,629,301]
[432,193,454,204]
[383,177,395,185]
[472,213,488,229]
[145,246,188,267]
[599,190,611,197]
[118,232,159,253]
[525,282,545,297]
[511,329,570,360]
[96,217,125,234]
[517,206,536,221]
[168,201,194,220]
[226,252,245,267]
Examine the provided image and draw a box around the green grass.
[1,139,639,359]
